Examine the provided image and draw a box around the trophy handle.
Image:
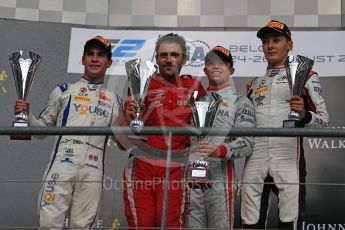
[284,55,294,93]
[129,104,144,128]
[204,92,222,128]
[24,52,41,100]
[188,93,201,127]
[126,59,141,100]
[9,52,24,100]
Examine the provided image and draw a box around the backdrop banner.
[68,28,345,77]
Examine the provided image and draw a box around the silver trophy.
[125,58,157,128]
[9,50,41,140]
[283,55,314,128]
[188,92,222,189]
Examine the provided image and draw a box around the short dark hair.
[155,33,187,56]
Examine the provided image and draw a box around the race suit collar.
[81,77,104,90]
[81,76,104,84]
[207,82,231,91]
[154,74,181,86]
[266,66,286,77]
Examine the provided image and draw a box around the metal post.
[161,131,173,230]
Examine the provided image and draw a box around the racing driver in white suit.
[241,20,329,229]
[14,36,118,229]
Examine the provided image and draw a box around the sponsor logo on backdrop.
[308,138,345,149]
[185,40,210,67]
[229,44,345,64]
[111,39,146,58]
[302,222,345,230]
[307,127,345,149]
[110,39,147,66]
[229,44,267,63]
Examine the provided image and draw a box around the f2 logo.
[109,39,146,58]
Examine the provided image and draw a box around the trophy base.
[11,121,31,140]
[188,167,211,189]
[283,119,303,128]
[129,120,144,129]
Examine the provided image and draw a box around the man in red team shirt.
[122,33,206,229]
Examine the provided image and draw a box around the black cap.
[205,46,233,65]
[84,36,112,59]
[257,20,291,39]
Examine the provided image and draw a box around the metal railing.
[1,126,345,137]
[1,126,345,229]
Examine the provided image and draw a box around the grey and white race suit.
[241,67,329,224]
[186,85,255,229]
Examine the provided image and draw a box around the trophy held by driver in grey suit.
[188,92,222,189]
[10,50,41,140]
[283,55,314,128]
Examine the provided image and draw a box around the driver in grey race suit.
[241,20,329,229]
[185,46,255,229]
[14,36,118,229]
